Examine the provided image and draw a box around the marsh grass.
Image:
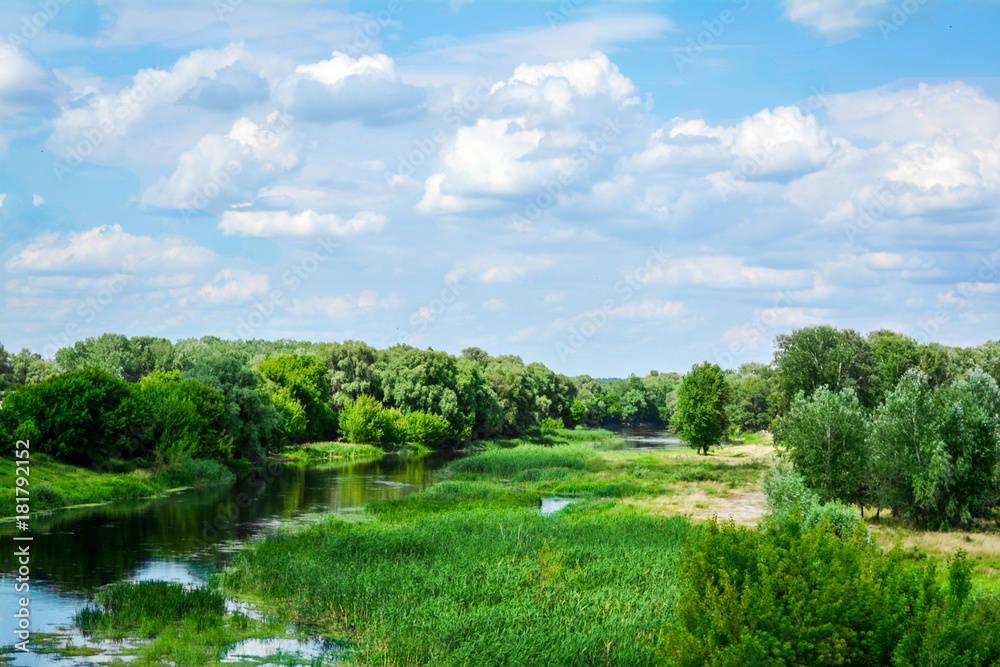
[446,444,594,477]
[0,456,236,518]
[277,442,386,463]
[224,506,690,666]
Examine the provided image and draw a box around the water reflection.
[0,454,449,604]
[603,426,682,449]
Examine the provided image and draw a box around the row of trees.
[0,335,685,465]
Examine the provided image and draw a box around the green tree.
[183,356,280,461]
[138,371,232,460]
[868,368,946,524]
[777,387,869,509]
[725,362,779,432]
[0,369,150,463]
[257,354,336,441]
[868,329,920,405]
[338,394,403,446]
[672,362,728,455]
[773,325,875,410]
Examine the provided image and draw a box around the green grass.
[0,455,236,519]
[468,426,623,451]
[446,444,595,478]
[276,441,386,463]
[69,581,294,665]
[224,506,690,666]
[75,581,226,637]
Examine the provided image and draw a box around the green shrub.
[404,410,450,447]
[760,458,861,538]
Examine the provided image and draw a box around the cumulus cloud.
[218,209,387,238]
[419,52,641,215]
[5,224,216,273]
[276,51,425,125]
[640,256,814,291]
[0,39,65,115]
[141,113,299,210]
[180,63,270,112]
[49,43,243,158]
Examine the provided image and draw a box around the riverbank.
[0,455,237,519]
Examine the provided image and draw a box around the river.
[0,428,678,663]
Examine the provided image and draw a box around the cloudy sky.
[1,0,998,376]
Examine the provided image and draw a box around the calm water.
[0,431,678,662]
[0,454,450,663]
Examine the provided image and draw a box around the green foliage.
[725,362,779,432]
[404,409,450,447]
[446,444,594,478]
[0,368,150,463]
[138,371,233,460]
[338,394,405,446]
[184,356,280,461]
[268,384,308,442]
[869,369,963,525]
[55,334,176,382]
[760,458,861,538]
[774,325,875,411]
[257,354,336,441]
[660,517,1000,667]
[672,362,728,455]
[777,386,868,508]
[75,581,225,637]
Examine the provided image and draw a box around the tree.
[0,369,150,463]
[773,326,875,410]
[184,356,280,461]
[672,362,728,455]
[868,329,920,405]
[725,362,779,432]
[257,354,336,441]
[138,371,232,460]
[777,387,868,509]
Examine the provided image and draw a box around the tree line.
[0,335,681,464]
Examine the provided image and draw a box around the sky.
[0,0,998,377]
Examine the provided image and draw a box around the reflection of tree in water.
[0,453,450,593]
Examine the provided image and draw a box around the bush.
[0,369,151,463]
[404,410,450,447]
[761,458,861,538]
[661,518,1000,667]
[339,394,403,446]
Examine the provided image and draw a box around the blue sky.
[1,0,999,377]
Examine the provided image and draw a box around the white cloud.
[276,51,424,124]
[642,256,814,290]
[471,253,556,284]
[31,194,44,207]
[5,225,216,273]
[0,39,64,115]
[142,113,300,210]
[0,193,7,207]
[290,290,401,318]
[608,299,685,320]
[218,209,387,238]
[419,52,640,214]
[782,0,888,44]
[197,269,270,305]
[49,43,244,158]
